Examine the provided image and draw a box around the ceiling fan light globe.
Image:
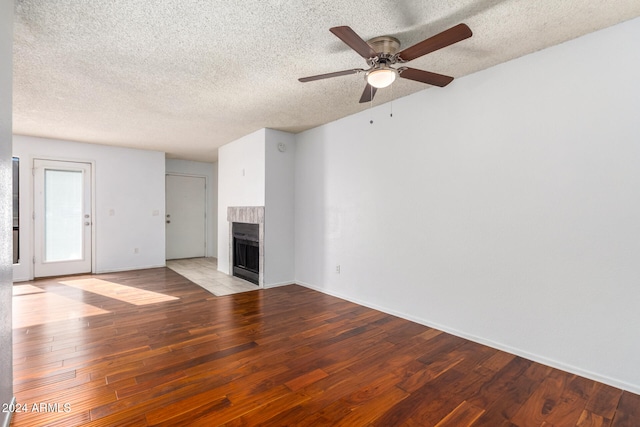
[366,68,397,88]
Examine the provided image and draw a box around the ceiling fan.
[299,23,472,103]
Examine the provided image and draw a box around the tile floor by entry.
[166,257,258,296]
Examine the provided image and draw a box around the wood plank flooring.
[11,268,640,426]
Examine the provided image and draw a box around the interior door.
[165,174,206,260]
[33,159,92,277]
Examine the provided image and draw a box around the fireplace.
[232,222,260,285]
[227,206,264,287]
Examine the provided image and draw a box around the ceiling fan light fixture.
[366,67,397,88]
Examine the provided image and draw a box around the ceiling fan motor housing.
[366,36,402,69]
[367,36,401,56]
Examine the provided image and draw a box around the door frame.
[165,172,209,259]
[32,156,96,279]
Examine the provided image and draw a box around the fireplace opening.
[232,222,259,285]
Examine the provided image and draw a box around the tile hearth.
[166,257,258,296]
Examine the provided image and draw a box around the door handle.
[84,222,91,226]
[166,220,171,224]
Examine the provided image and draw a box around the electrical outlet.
[336,265,340,274]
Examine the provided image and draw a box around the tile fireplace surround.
[227,206,264,287]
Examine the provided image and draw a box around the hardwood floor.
[11,268,640,426]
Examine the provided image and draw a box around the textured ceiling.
[13,1,640,162]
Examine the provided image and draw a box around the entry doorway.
[33,159,93,277]
[165,174,206,260]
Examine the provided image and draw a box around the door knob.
[166,220,171,224]
[84,222,91,226]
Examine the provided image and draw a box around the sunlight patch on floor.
[12,291,110,329]
[12,284,46,296]
[60,278,179,305]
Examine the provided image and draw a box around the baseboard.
[95,264,166,274]
[1,397,15,427]
[295,280,640,395]
[263,281,294,289]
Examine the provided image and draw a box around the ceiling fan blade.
[299,68,364,82]
[330,26,377,59]
[399,67,454,87]
[397,23,472,62]
[359,83,377,103]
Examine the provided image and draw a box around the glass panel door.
[34,159,92,278]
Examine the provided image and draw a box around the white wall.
[264,129,295,287]
[0,0,14,420]
[217,128,296,286]
[217,129,266,274]
[13,135,166,280]
[294,18,640,393]
[166,159,218,257]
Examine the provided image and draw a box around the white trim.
[295,280,640,395]
[165,173,209,257]
[95,264,166,274]
[32,157,96,279]
[263,281,294,289]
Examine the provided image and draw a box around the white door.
[165,174,206,260]
[34,159,92,277]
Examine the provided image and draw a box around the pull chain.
[369,85,374,124]
[390,83,394,118]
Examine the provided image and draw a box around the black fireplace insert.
[232,222,259,285]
